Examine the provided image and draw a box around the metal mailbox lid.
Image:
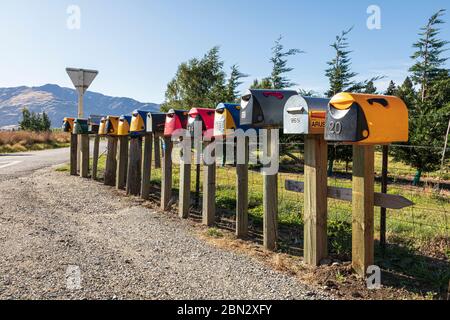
[240,89,298,128]
[74,118,90,134]
[118,115,132,136]
[164,109,189,137]
[98,117,108,136]
[130,110,150,135]
[324,92,409,144]
[62,117,75,133]
[284,96,329,135]
[147,113,166,133]
[106,116,120,136]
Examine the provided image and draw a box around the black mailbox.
[240,89,298,128]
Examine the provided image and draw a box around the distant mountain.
[0,84,160,129]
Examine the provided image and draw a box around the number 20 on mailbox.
[324,92,409,145]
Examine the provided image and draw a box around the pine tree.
[225,64,248,102]
[409,9,449,103]
[19,108,31,130]
[41,112,52,131]
[391,9,449,185]
[385,80,397,95]
[364,80,377,94]
[251,78,273,89]
[270,35,303,89]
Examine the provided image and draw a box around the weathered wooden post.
[104,116,120,186]
[179,141,191,219]
[92,134,100,180]
[70,133,78,176]
[380,145,389,253]
[324,92,409,276]
[262,129,278,251]
[116,116,132,190]
[80,134,90,178]
[240,89,298,250]
[352,145,375,276]
[236,137,249,238]
[304,135,328,264]
[202,141,216,226]
[116,136,129,189]
[161,136,173,211]
[283,95,330,265]
[127,137,142,196]
[154,133,161,169]
[104,136,118,185]
[141,133,153,199]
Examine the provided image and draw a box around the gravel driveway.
[0,167,330,300]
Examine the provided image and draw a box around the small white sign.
[66,68,99,94]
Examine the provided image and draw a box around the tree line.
[19,108,52,132]
[161,9,449,184]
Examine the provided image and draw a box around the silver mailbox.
[240,89,298,128]
[283,96,330,135]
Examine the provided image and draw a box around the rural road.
[0,147,330,300]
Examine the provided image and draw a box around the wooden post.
[154,133,161,169]
[303,135,328,265]
[80,134,90,178]
[70,134,78,176]
[380,145,389,253]
[263,130,278,251]
[236,137,249,238]
[161,137,173,211]
[127,137,142,196]
[141,133,153,200]
[116,136,129,190]
[202,141,216,226]
[179,141,191,219]
[92,135,100,180]
[104,136,118,186]
[352,145,375,277]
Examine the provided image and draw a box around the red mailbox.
[164,109,189,137]
[187,108,215,139]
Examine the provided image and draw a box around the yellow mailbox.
[324,93,409,144]
[118,115,132,136]
[98,117,108,136]
[105,116,120,136]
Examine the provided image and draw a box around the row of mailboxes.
[63,91,409,144]
[241,91,409,144]
[62,117,101,134]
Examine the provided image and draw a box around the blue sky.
[0,0,449,103]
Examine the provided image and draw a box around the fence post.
[116,136,129,190]
[202,141,216,226]
[92,135,100,180]
[179,143,191,219]
[352,145,375,277]
[80,134,90,178]
[141,133,153,200]
[304,135,328,265]
[127,137,142,196]
[236,137,249,238]
[161,137,173,211]
[154,133,161,169]
[70,134,78,176]
[380,145,389,253]
[104,136,118,186]
[263,129,278,251]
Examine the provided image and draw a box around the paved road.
[0,142,106,181]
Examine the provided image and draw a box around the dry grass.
[0,131,70,153]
